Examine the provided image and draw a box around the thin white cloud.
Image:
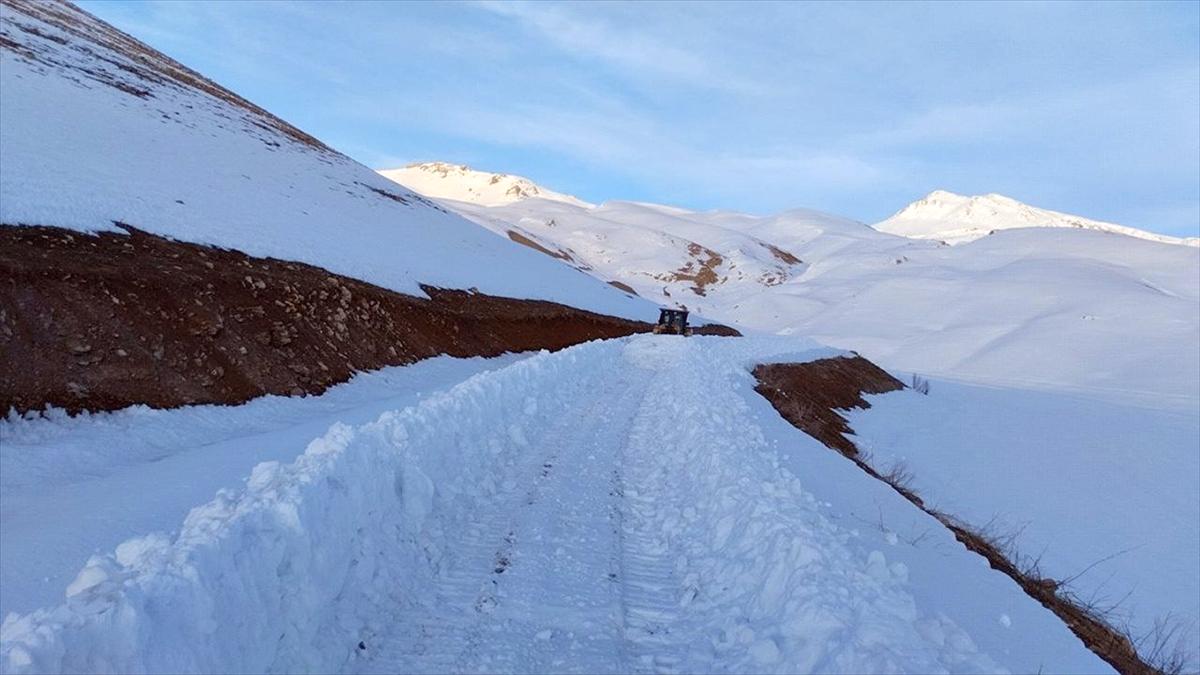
[474,1,764,94]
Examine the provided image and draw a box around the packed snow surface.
[0,2,648,319]
[0,337,1107,673]
[877,190,1200,247]
[381,165,1200,405]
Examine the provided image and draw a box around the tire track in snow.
[615,337,713,674]
[355,365,653,673]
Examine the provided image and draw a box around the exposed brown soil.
[664,243,724,296]
[606,280,638,296]
[753,357,1157,675]
[0,223,659,415]
[507,230,574,262]
[765,243,802,266]
[753,357,904,458]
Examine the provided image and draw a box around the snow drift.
[0,341,617,673]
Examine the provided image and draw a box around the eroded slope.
[0,224,651,414]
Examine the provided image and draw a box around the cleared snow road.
[347,338,1090,674]
[0,337,1107,674]
[356,350,647,673]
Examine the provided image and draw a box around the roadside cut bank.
[0,223,740,415]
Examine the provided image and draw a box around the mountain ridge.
[380,162,592,208]
[378,161,1200,406]
[379,162,1197,248]
[877,189,1200,247]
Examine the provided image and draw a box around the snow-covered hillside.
[380,164,1200,404]
[0,1,647,319]
[877,190,1200,247]
[849,379,1200,667]
[379,162,592,208]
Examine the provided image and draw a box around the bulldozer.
[653,308,693,336]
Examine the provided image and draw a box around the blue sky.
[81,1,1200,236]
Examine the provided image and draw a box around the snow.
[376,164,1199,668]
[0,3,1191,671]
[379,163,592,208]
[0,4,649,319]
[848,378,1200,658]
[0,354,527,621]
[380,164,1200,406]
[876,190,1200,247]
[0,337,1108,673]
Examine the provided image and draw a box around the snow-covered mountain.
[877,189,1200,247]
[0,2,1195,670]
[379,162,592,208]
[0,2,643,319]
[381,164,1200,405]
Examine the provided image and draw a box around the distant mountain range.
[381,163,1200,403]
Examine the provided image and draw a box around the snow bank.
[0,355,527,620]
[0,341,617,674]
[615,339,1008,673]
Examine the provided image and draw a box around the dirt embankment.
[0,224,658,415]
[754,357,1157,675]
[753,357,904,458]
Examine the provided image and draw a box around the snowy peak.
[877,190,1200,247]
[379,162,593,208]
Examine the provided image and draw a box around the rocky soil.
[0,223,662,414]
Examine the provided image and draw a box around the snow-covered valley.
[2,0,1198,673]
[382,163,1200,406]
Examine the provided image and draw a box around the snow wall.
[0,341,615,674]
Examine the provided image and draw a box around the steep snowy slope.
[380,164,1200,404]
[877,190,1200,247]
[455,197,812,300]
[380,162,592,208]
[0,1,646,318]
